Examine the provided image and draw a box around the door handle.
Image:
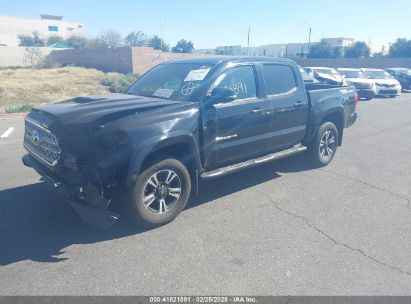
[294,101,304,107]
[251,108,264,113]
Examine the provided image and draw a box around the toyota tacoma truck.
[22,57,358,228]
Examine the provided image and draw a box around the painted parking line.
[1,127,15,139]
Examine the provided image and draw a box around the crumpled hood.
[34,93,183,125]
[316,72,343,84]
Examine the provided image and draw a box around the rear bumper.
[375,86,401,96]
[22,154,119,229]
[346,112,357,128]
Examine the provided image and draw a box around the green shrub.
[101,73,140,93]
[5,104,33,113]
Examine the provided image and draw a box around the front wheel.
[307,122,339,167]
[130,158,191,228]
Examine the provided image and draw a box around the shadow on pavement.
[0,154,314,266]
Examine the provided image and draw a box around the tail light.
[354,92,359,107]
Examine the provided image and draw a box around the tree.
[389,38,411,58]
[92,30,123,48]
[47,36,66,46]
[66,36,88,49]
[23,47,44,67]
[307,40,337,58]
[125,31,148,47]
[148,35,170,52]
[17,32,45,47]
[344,41,371,58]
[172,39,194,53]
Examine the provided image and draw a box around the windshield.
[314,68,341,77]
[127,63,215,101]
[339,70,365,79]
[364,70,393,79]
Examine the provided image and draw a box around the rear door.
[202,64,271,168]
[260,63,309,149]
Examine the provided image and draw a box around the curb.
[0,112,27,119]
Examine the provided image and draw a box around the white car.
[304,67,345,86]
[361,68,401,97]
[338,68,376,100]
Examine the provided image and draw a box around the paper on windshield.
[184,68,211,82]
[153,88,174,99]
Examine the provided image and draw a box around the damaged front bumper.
[22,154,119,229]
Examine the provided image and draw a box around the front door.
[202,64,271,169]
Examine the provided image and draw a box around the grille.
[378,83,396,88]
[354,83,372,89]
[379,90,397,95]
[24,119,62,166]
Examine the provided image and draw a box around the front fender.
[126,131,202,187]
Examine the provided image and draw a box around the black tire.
[307,122,339,167]
[129,158,191,228]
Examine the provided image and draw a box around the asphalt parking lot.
[0,95,410,295]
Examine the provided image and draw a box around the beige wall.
[0,46,53,66]
[131,47,219,74]
[46,47,133,73]
[45,46,221,74]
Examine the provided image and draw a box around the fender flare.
[305,107,345,145]
[126,131,202,187]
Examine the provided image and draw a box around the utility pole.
[304,20,312,58]
[159,19,166,61]
[247,25,251,55]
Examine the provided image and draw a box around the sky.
[1,0,411,50]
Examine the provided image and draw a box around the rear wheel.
[307,122,338,167]
[130,158,191,228]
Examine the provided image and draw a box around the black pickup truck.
[22,57,358,228]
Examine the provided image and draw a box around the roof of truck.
[168,56,295,65]
[338,68,361,71]
[306,67,338,70]
[361,68,385,72]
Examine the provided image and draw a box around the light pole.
[303,20,312,58]
[159,19,166,61]
[247,25,251,55]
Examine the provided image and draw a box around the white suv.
[361,68,401,97]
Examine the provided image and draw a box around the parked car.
[304,67,345,86]
[386,68,411,91]
[22,57,358,228]
[299,66,319,84]
[361,68,402,97]
[338,68,376,100]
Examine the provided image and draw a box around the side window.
[212,65,257,100]
[262,65,297,96]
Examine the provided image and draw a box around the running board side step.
[200,144,307,179]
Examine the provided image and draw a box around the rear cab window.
[262,64,298,97]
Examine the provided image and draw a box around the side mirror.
[210,87,237,103]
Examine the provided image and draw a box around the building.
[193,38,354,58]
[322,37,355,48]
[215,45,243,55]
[0,14,84,47]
